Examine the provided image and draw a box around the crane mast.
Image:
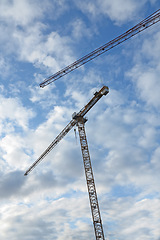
[24,86,109,240]
[40,9,160,88]
[77,116,105,240]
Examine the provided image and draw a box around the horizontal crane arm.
[24,86,109,176]
[40,9,160,88]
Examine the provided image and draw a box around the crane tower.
[76,116,105,239]
[24,85,109,240]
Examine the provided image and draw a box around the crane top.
[72,85,109,121]
[24,85,109,176]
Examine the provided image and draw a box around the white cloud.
[0,96,35,172]
[12,24,75,75]
[151,146,160,171]
[141,30,160,63]
[97,0,146,23]
[104,89,125,107]
[75,0,149,24]
[0,0,61,26]
[119,198,160,239]
[0,1,159,239]
[65,89,89,110]
[0,0,74,78]
[27,105,73,154]
[101,196,160,239]
[71,19,93,40]
[128,64,160,108]
[0,0,43,26]
[0,196,94,240]
[29,82,58,108]
[0,134,31,170]
[126,27,160,109]
[0,95,34,131]
[0,170,26,199]
[0,57,11,78]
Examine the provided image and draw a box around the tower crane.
[40,9,160,88]
[24,85,109,240]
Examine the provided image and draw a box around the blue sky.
[0,0,160,239]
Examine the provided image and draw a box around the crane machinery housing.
[40,8,160,88]
[25,85,109,240]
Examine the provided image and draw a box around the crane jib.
[24,86,109,176]
[40,9,160,88]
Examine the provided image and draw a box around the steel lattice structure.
[77,117,105,240]
[40,9,160,88]
[24,86,109,240]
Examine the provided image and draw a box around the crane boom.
[24,119,75,175]
[40,9,160,88]
[24,86,109,176]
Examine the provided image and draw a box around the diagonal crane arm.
[40,9,160,88]
[24,86,109,176]
[24,119,76,175]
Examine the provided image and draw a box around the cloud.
[0,1,159,239]
[10,23,75,78]
[100,195,160,239]
[120,198,160,239]
[0,0,65,27]
[71,19,93,40]
[75,0,149,24]
[0,95,35,172]
[0,0,44,26]
[0,170,26,199]
[0,57,11,78]
[0,0,74,79]
[0,95,35,131]
[0,196,94,240]
[128,64,160,108]
[0,134,31,170]
[29,82,58,108]
[126,27,160,108]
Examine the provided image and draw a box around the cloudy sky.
[0,0,160,239]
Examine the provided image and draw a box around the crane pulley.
[24,86,109,240]
[40,9,160,88]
